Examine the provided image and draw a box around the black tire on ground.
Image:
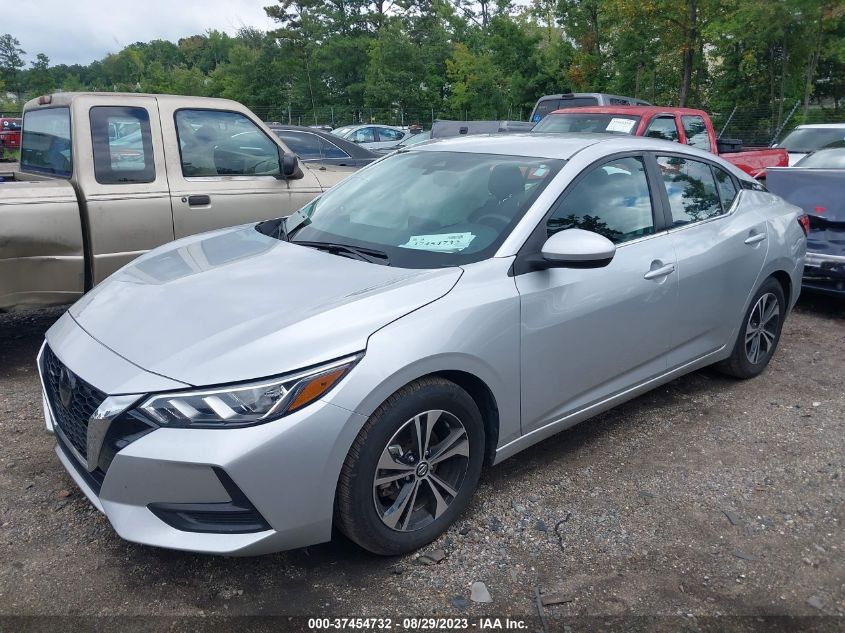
[717,276,786,379]
[335,376,485,555]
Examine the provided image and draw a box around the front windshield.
[258,150,563,268]
[533,113,640,135]
[778,128,845,153]
[795,148,845,168]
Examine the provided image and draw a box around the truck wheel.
[717,277,785,379]
[335,377,484,555]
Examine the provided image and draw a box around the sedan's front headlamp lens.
[137,355,360,428]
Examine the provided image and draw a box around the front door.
[160,107,322,239]
[515,155,678,433]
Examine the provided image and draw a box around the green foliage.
[1,0,842,127]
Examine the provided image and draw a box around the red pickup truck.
[532,106,788,179]
[0,117,21,160]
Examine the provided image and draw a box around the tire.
[717,277,786,379]
[335,377,485,555]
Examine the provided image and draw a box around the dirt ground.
[0,294,842,631]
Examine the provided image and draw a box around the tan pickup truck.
[0,92,353,311]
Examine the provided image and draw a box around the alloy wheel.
[745,292,780,364]
[372,410,470,532]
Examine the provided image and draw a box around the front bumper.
[803,251,845,296]
[40,315,367,556]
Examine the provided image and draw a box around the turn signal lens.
[284,367,348,414]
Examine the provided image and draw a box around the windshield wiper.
[294,240,391,265]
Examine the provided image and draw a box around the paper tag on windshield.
[605,118,636,133]
[401,232,476,253]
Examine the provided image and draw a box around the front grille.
[42,346,107,460]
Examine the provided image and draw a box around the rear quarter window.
[90,106,156,184]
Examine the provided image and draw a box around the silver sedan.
[39,134,807,556]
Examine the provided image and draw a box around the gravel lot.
[0,294,842,630]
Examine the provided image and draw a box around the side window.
[90,106,155,184]
[547,156,655,244]
[318,138,348,159]
[275,130,321,159]
[681,115,711,151]
[378,127,404,141]
[350,127,376,143]
[713,165,739,210]
[645,116,680,142]
[175,110,280,177]
[657,156,722,225]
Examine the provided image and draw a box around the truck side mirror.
[277,146,301,179]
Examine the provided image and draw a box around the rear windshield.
[2,119,21,131]
[531,97,599,123]
[778,128,845,153]
[533,113,640,135]
[21,108,72,177]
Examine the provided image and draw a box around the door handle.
[188,194,211,206]
[643,263,675,280]
[744,232,766,245]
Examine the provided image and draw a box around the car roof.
[269,124,379,158]
[409,132,720,161]
[547,105,708,117]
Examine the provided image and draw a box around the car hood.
[69,226,462,387]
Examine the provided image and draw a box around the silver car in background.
[39,134,807,556]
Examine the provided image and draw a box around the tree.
[27,53,54,96]
[0,34,25,95]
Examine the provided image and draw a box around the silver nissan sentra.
[39,134,807,556]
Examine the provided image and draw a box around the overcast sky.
[8,0,275,66]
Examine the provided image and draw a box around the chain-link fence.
[709,102,845,147]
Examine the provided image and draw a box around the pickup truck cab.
[0,93,351,312]
[0,117,21,158]
[532,106,788,179]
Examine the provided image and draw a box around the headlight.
[136,355,361,428]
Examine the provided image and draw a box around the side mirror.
[282,151,298,176]
[537,228,616,269]
[277,146,300,179]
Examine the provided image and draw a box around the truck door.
[157,104,322,239]
[74,96,175,284]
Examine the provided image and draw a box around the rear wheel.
[717,277,785,379]
[335,377,484,555]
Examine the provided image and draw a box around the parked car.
[773,123,845,165]
[532,106,789,179]
[0,93,350,312]
[0,117,21,159]
[331,124,411,151]
[530,92,651,123]
[372,130,433,154]
[268,124,379,167]
[39,133,806,556]
[767,147,845,296]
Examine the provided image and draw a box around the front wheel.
[717,277,786,379]
[335,377,485,555]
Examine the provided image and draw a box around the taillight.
[798,214,810,236]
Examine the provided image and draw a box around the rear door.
[158,102,322,238]
[73,96,175,284]
[655,153,768,367]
